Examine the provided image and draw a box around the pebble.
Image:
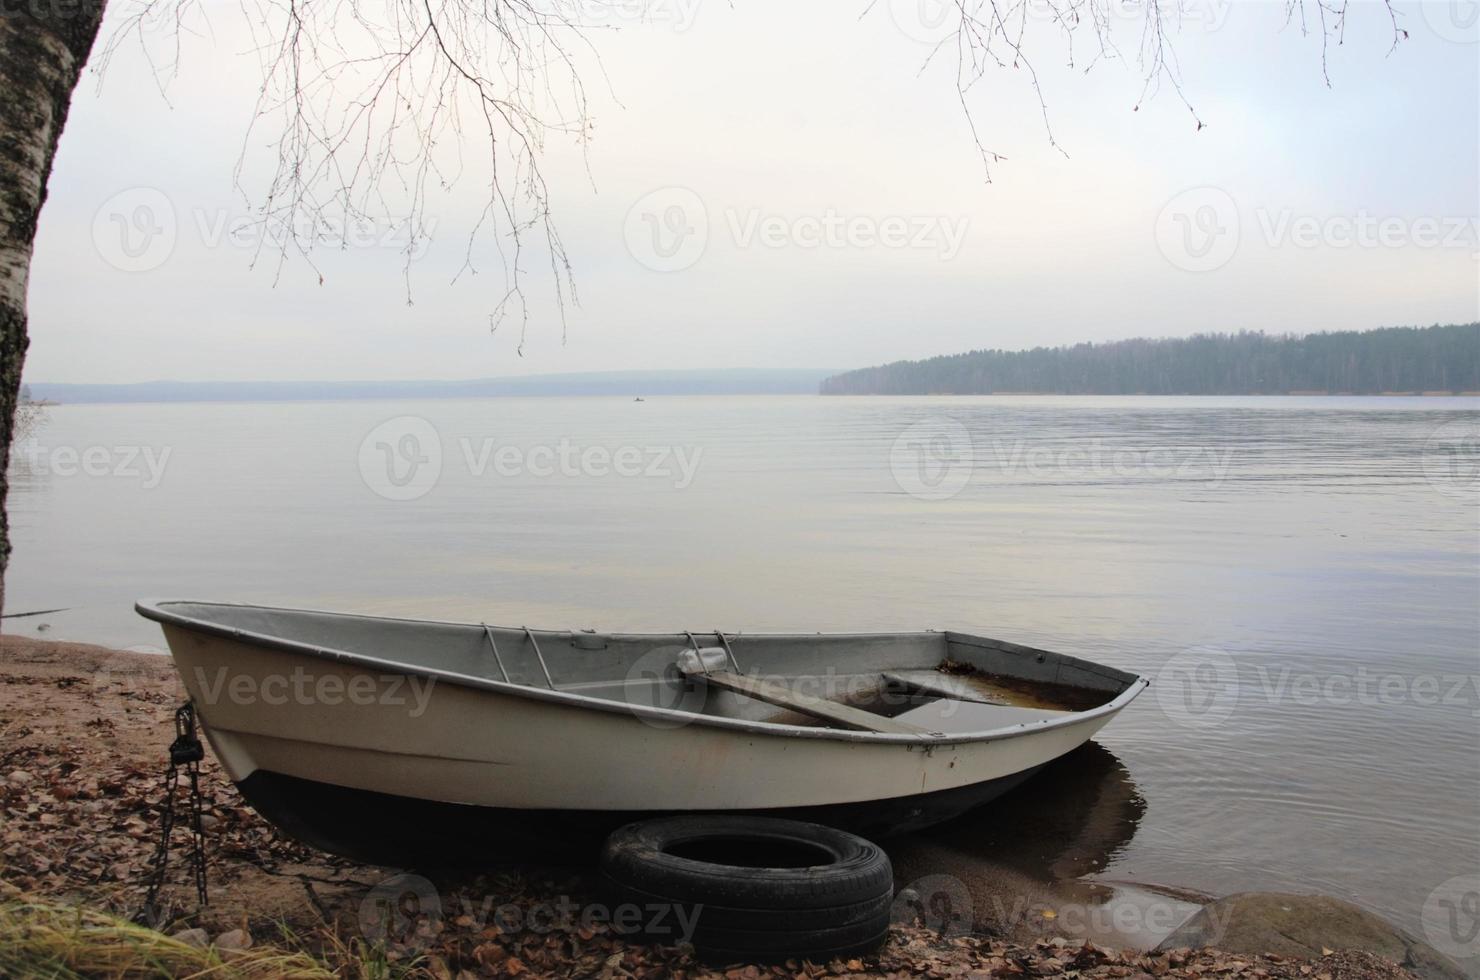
[215,928,253,951]
[170,927,209,948]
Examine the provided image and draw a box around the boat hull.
[235,764,1048,867]
[142,602,1146,866]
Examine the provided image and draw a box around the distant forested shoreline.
[820,324,1480,396]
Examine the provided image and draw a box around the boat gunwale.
[135,598,1149,745]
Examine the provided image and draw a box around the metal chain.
[185,754,208,907]
[138,703,209,924]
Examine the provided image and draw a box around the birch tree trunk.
[0,1,106,617]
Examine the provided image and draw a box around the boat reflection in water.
[887,741,1200,949]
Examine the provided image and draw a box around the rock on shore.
[1156,893,1466,980]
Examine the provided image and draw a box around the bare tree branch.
[92,0,1411,344]
[98,0,624,353]
[876,0,1405,183]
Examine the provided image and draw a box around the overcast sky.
[24,0,1480,383]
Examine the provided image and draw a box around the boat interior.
[143,601,1142,737]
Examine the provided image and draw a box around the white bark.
[0,8,104,616]
[0,21,78,316]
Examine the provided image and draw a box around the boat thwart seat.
[677,644,933,735]
[690,668,932,736]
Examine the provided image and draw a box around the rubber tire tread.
[600,815,893,911]
[603,876,893,935]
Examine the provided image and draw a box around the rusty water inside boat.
[935,662,1117,713]
[759,660,1116,729]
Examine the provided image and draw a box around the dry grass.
[0,899,417,980]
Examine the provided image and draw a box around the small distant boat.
[136,600,1147,865]
[634,396,645,402]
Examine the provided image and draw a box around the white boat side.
[136,598,1148,862]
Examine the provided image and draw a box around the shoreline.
[16,391,1480,410]
[0,634,1449,978]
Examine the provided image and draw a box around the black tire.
[602,815,892,909]
[600,815,893,963]
[604,878,894,934]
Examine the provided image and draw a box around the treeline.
[819,324,1480,396]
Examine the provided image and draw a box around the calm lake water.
[5,395,1479,953]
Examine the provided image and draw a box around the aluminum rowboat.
[136,599,1147,866]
